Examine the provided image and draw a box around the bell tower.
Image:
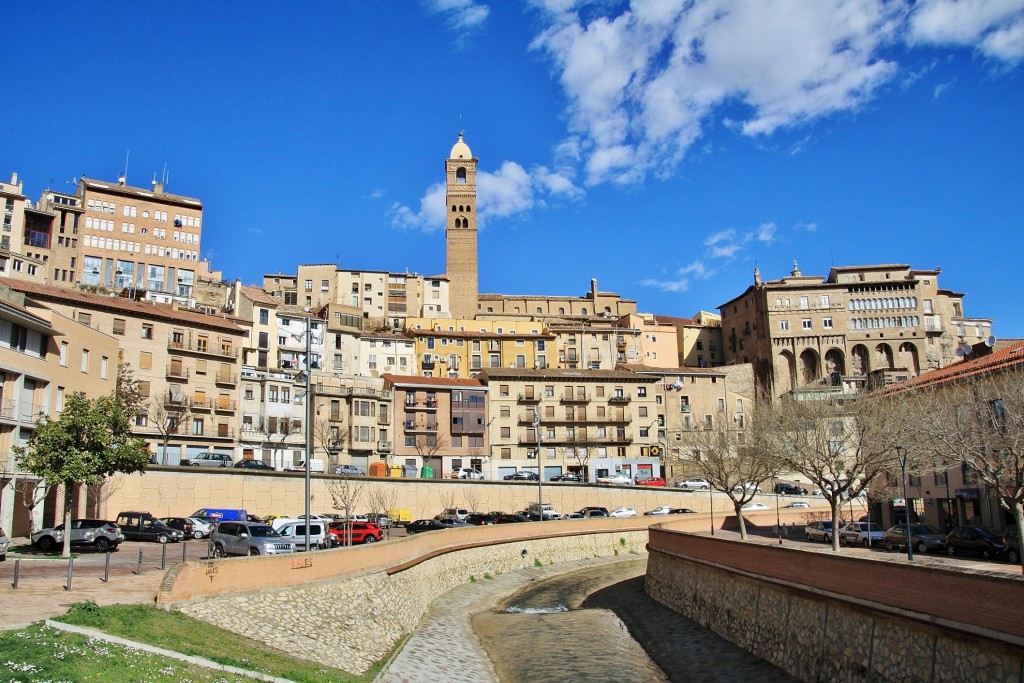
[445,131,478,320]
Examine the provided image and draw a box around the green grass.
[470,574,476,582]
[483,572,493,580]
[42,601,384,682]
[533,557,542,567]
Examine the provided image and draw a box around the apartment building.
[719,263,993,399]
[0,285,119,535]
[477,278,638,321]
[383,374,488,477]
[620,363,753,483]
[405,317,553,377]
[357,331,416,378]
[77,177,206,299]
[26,189,83,286]
[478,368,661,482]
[262,266,450,329]
[310,377,392,473]
[0,173,51,283]
[656,311,724,368]
[0,278,246,463]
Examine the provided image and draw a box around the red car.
[328,521,383,545]
[636,476,666,487]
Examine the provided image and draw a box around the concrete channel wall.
[646,527,1024,683]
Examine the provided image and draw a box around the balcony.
[167,337,237,359]
[608,395,630,404]
[162,393,189,409]
[404,421,438,433]
[214,399,236,413]
[518,412,540,423]
[560,393,590,403]
[0,399,16,421]
[215,372,236,385]
[377,412,390,425]
[166,365,190,380]
[517,393,540,403]
[405,400,438,411]
[681,404,691,413]
[190,398,213,411]
[377,441,392,452]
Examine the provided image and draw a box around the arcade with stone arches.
[773,341,921,394]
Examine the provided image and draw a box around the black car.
[234,459,275,471]
[465,513,499,526]
[160,516,198,538]
[496,513,531,524]
[1004,526,1021,564]
[550,473,583,483]
[774,482,808,495]
[578,506,609,517]
[882,524,947,554]
[406,519,447,534]
[945,526,1006,560]
[504,471,539,481]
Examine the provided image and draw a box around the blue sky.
[5,1,1024,335]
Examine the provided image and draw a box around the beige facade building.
[0,278,246,464]
[479,368,661,482]
[0,173,51,284]
[383,374,487,477]
[406,317,552,378]
[0,283,120,535]
[719,263,992,399]
[477,277,638,322]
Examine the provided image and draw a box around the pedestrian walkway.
[376,554,642,683]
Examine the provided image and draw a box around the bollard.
[160,543,167,570]
[103,552,111,583]
[135,547,143,575]
[12,559,19,589]
[65,557,74,591]
[182,541,187,563]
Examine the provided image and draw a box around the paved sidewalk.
[376,554,641,683]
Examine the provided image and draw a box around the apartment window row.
[848,297,918,311]
[850,316,920,330]
[87,199,116,214]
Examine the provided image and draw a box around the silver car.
[210,521,295,557]
[0,528,8,561]
[31,519,124,553]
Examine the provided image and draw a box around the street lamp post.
[303,317,313,552]
[896,445,914,561]
[533,413,543,520]
[775,479,782,544]
[708,484,715,536]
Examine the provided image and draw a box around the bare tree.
[150,399,191,465]
[902,371,1024,572]
[255,415,301,469]
[413,434,448,478]
[326,477,364,547]
[116,363,147,419]
[463,486,484,515]
[313,409,347,470]
[760,394,914,551]
[365,485,399,539]
[677,410,778,539]
[438,487,457,518]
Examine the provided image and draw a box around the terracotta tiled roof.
[381,374,485,389]
[0,277,245,335]
[876,341,1024,395]
[618,363,725,376]
[477,368,659,382]
[240,285,279,307]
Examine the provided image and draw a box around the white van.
[287,459,325,473]
[271,518,329,549]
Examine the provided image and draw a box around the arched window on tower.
[452,205,457,212]
[456,167,467,183]
[466,206,471,212]
[455,218,462,228]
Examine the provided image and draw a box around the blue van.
[191,508,248,522]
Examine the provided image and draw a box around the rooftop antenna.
[122,149,130,185]
[162,163,169,186]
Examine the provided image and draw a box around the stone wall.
[646,528,1024,683]
[170,528,650,675]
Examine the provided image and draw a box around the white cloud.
[704,228,736,247]
[757,222,777,244]
[908,0,1024,63]
[390,158,583,232]
[640,259,713,293]
[529,1,905,185]
[427,0,491,30]
[933,79,956,98]
[794,221,819,232]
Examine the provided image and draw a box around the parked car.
[365,512,394,529]
[328,521,383,545]
[187,517,216,538]
[160,517,198,539]
[334,464,365,476]
[549,472,583,483]
[233,459,274,471]
[733,482,763,494]
[945,526,1006,560]
[116,512,184,544]
[774,482,808,495]
[503,471,539,481]
[636,476,666,487]
[674,479,710,490]
[1003,526,1021,564]
[583,509,608,518]
[437,517,472,528]
[272,519,330,550]
[784,502,811,509]
[454,468,485,480]
[526,503,561,520]
[597,473,633,486]
[805,520,837,543]
[883,524,947,554]
[563,512,584,520]
[496,513,531,524]
[210,521,295,557]
[406,519,448,534]
[182,452,233,468]
[645,506,675,516]
[742,502,770,511]
[0,528,7,561]
[577,506,609,517]
[609,507,638,518]
[286,459,325,473]
[839,522,885,547]
[464,513,499,525]
[31,519,124,553]
[439,508,470,521]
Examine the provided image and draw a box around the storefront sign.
[954,488,980,500]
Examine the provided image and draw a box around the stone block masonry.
[171,529,649,675]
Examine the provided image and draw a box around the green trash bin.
[420,465,434,479]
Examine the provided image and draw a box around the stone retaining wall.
[169,526,650,674]
[646,528,1024,683]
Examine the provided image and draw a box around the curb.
[43,619,296,683]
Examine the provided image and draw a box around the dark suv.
[1003,526,1021,564]
[774,482,808,495]
[116,511,184,544]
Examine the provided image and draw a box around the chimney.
[10,172,19,187]
[153,181,164,193]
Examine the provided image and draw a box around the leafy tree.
[14,393,149,556]
[676,408,778,539]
